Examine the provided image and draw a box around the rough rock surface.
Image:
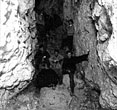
[5,81,104,110]
[93,0,117,109]
[73,0,117,109]
[39,87,71,110]
[63,0,73,20]
[63,74,70,88]
[5,85,72,110]
[0,0,36,108]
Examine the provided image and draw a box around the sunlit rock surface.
[92,0,117,109]
[74,0,117,109]
[0,0,36,108]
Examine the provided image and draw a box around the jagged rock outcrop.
[0,0,36,108]
[73,0,117,109]
[92,0,117,109]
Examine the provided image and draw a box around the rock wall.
[73,0,117,109]
[0,0,36,108]
[63,0,72,20]
[92,0,117,109]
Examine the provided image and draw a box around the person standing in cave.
[34,44,50,70]
[61,19,74,51]
[66,19,75,51]
[62,50,89,95]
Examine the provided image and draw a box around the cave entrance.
[33,0,75,90]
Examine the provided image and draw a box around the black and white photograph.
[0,0,117,110]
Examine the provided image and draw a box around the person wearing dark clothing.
[34,68,59,91]
[66,19,74,51]
[34,45,50,70]
[62,51,89,95]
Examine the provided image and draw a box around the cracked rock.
[0,0,36,108]
[74,0,117,109]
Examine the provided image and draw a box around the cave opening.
[32,0,98,91]
[32,0,77,91]
[32,0,102,102]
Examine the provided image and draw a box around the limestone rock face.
[92,0,117,109]
[0,0,36,101]
[73,0,117,109]
[63,0,72,20]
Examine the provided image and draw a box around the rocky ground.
[5,75,112,110]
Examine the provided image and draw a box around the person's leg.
[69,71,75,95]
[58,69,63,85]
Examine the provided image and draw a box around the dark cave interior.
[34,0,64,49]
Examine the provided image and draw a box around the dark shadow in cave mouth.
[32,0,66,91]
[32,0,101,94]
[34,0,64,46]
